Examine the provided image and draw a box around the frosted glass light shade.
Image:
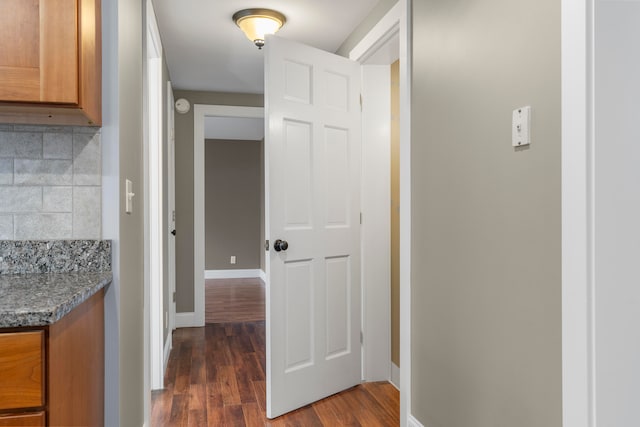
[233,9,286,49]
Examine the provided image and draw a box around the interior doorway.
[193,106,265,327]
[185,0,410,418]
[203,133,265,324]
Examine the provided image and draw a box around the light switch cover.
[512,106,531,147]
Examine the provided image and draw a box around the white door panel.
[266,35,362,418]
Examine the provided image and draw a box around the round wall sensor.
[175,98,190,114]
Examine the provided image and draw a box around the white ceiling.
[151,0,380,94]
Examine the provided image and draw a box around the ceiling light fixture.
[232,8,286,50]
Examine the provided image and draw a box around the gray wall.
[411,0,561,426]
[0,125,101,239]
[173,90,262,313]
[205,139,261,270]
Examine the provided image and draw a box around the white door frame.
[167,81,177,345]
[349,1,412,425]
[561,0,594,425]
[192,105,265,327]
[350,1,401,386]
[144,0,165,423]
[145,0,164,390]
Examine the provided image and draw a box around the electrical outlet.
[230,256,236,264]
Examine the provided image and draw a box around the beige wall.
[411,0,562,426]
[173,90,262,312]
[260,139,265,272]
[205,139,261,270]
[116,0,145,425]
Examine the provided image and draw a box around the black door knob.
[274,239,288,252]
[171,229,176,236]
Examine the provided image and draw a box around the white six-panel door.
[265,36,362,418]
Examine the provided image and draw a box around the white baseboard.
[163,333,172,372]
[390,362,400,390]
[175,312,198,328]
[205,269,264,279]
[259,269,266,282]
[408,414,425,427]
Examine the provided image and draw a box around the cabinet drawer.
[0,412,45,427]
[0,331,44,411]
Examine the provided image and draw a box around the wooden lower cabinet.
[0,290,104,426]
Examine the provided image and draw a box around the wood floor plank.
[187,409,206,427]
[173,340,192,395]
[168,394,189,427]
[312,392,362,426]
[343,386,397,427]
[223,404,245,425]
[206,278,265,323]
[236,363,258,404]
[242,402,264,427]
[151,389,172,427]
[216,365,242,406]
[188,384,206,412]
[363,381,401,420]
[252,380,267,415]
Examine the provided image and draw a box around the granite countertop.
[0,271,112,327]
[0,240,112,328]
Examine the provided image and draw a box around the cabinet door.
[0,331,44,411]
[0,0,78,104]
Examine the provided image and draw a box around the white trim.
[408,415,424,427]
[349,2,411,423]
[194,105,265,328]
[561,0,595,426]
[167,80,177,334]
[391,362,400,390]
[399,1,412,426]
[259,269,267,282]
[163,332,172,371]
[144,6,164,427]
[205,269,264,279]
[175,312,199,328]
[349,2,401,63]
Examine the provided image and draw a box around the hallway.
[151,279,399,426]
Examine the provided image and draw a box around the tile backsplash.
[0,124,101,240]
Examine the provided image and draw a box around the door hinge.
[360,331,364,344]
[265,240,270,251]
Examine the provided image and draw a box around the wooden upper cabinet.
[0,0,101,126]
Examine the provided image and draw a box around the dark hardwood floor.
[151,279,399,426]
[206,278,265,323]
